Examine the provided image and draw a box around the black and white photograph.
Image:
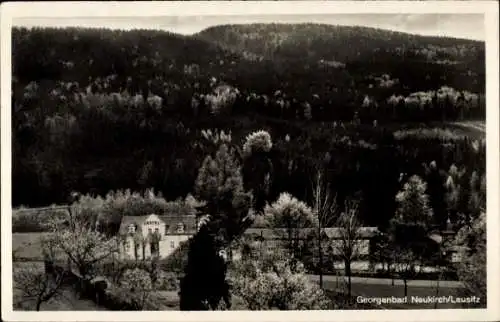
[1,2,499,321]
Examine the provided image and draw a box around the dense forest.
[12,24,485,230]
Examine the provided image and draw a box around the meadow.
[12,232,50,261]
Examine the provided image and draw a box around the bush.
[154,271,180,291]
[102,286,142,310]
[117,268,153,310]
[454,213,486,304]
[229,253,333,310]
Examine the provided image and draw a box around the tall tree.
[454,212,486,305]
[390,174,434,291]
[180,136,252,310]
[242,130,274,214]
[194,142,253,245]
[444,164,466,224]
[392,247,416,297]
[332,198,362,297]
[263,192,316,261]
[311,169,338,289]
[393,175,434,228]
[424,160,447,228]
[467,171,486,221]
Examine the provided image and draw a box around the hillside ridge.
[195,22,484,44]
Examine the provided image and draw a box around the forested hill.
[196,23,484,63]
[196,23,485,92]
[13,24,485,93]
[13,27,240,85]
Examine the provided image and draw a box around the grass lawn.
[14,285,108,311]
[13,260,109,311]
[152,291,180,310]
[13,232,51,261]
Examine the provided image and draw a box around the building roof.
[118,214,197,235]
[242,227,379,240]
[118,216,146,235]
[243,228,313,239]
[323,227,379,239]
[161,215,197,234]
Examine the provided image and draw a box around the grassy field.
[12,261,108,311]
[12,233,109,311]
[14,285,108,311]
[152,291,180,310]
[12,232,50,260]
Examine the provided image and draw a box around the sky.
[14,14,485,41]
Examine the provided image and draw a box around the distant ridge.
[196,23,484,44]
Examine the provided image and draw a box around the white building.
[118,214,197,260]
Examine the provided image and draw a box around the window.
[128,224,136,234]
[177,223,185,233]
[165,225,170,235]
[155,228,159,234]
[170,241,175,249]
[148,228,152,234]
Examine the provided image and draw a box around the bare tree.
[392,247,416,297]
[13,238,65,311]
[46,203,119,283]
[311,169,338,289]
[332,199,362,297]
[433,245,447,309]
[370,232,395,285]
[14,264,66,311]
